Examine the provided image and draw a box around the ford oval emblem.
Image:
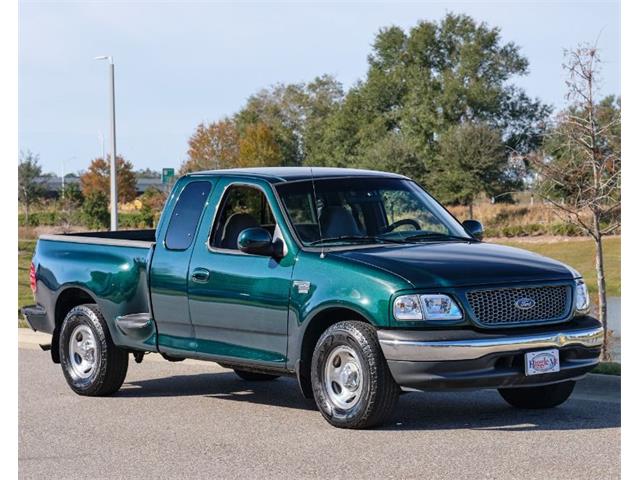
[515,297,536,310]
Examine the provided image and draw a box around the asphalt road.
[19,346,620,480]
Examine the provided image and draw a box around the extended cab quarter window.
[210,185,276,250]
[164,181,212,250]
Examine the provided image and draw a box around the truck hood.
[331,241,575,289]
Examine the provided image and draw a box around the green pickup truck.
[23,167,604,429]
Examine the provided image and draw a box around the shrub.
[81,192,110,230]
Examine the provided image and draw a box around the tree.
[312,14,550,199]
[235,83,306,166]
[238,123,282,167]
[532,46,620,359]
[236,75,345,167]
[139,187,167,227]
[180,119,240,174]
[81,191,110,230]
[18,150,45,224]
[80,156,137,203]
[437,122,513,217]
[58,183,84,232]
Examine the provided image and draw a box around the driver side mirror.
[237,227,283,257]
[462,220,484,241]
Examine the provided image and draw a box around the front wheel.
[498,381,576,409]
[311,321,399,429]
[59,304,129,396]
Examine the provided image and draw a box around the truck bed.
[28,229,157,352]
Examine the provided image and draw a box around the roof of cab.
[188,167,407,184]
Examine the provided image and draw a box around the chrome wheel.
[324,345,363,410]
[68,324,97,379]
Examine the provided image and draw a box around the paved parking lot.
[19,342,620,480]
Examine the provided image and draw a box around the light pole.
[95,55,118,231]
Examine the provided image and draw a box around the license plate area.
[525,349,560,376]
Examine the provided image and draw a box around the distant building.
[34,176,166,198]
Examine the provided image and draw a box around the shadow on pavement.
[119,372,620,431]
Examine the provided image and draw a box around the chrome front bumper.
[378,325,604,362]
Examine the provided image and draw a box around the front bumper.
[378,316,603,390]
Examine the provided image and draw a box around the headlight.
[393,295,423,321]
[575,279,590,314]
[421,294,463,320]
[393,294,463,321]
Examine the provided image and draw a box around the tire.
[59,304,129,396]
[498,380,576,409]
[233,369,280,381]
[311,321,399,429]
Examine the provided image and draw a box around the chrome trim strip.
[378,326,604,362]
[39,234,154,249]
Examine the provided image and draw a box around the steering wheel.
[384,218,421,233]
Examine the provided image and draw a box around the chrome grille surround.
[465,284,572,327]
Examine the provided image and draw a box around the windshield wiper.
[404,232,476,243]
[309,235,407,246]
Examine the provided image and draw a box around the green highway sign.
[162,168,175,184]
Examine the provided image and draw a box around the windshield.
[275,177,471,247]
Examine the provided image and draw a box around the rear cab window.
[164,181,212,250]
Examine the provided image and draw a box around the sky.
[19,0,621,175]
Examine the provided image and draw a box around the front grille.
[465,285,571,327]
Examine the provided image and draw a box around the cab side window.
[210,185,276,250]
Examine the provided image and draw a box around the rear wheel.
[233,369,280,381]
[311,321,399,429]
[498,381,576,409]
[59,304,129,396]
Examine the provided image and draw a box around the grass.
[495,236,621,297]
[592,362,621,376]
[18,239,36,328]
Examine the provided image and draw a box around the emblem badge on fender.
[293,280,311,294]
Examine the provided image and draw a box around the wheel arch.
[51,286,97,363]
[295,306,373,399]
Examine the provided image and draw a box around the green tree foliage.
[81,191,110,230]
[18,150,45,224]
[235,75,344,166]
[235,84,304,166]
[436,122,514,215]
[312,14,550,199]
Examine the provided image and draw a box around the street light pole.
[95,55,118,231]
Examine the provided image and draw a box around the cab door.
[187,179,297,367]
[150,178,215,357]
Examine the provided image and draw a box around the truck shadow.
[119,373,620,432]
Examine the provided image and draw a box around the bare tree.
[532,45,621,359]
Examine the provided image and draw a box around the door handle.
[191,268,210,283]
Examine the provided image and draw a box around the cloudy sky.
[19,0,620,175]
